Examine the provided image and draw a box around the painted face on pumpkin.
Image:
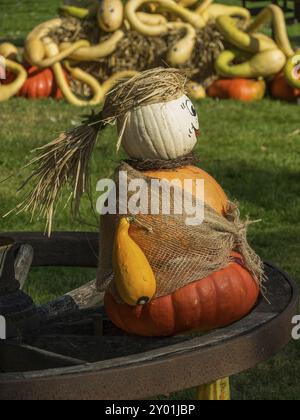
[156,94,200,145]
[118,94,200,160]
[179,96,200,139]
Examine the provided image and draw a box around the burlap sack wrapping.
[97,162,264,302]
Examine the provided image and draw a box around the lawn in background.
[0,0,299,400]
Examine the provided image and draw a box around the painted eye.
[186,100,197,117]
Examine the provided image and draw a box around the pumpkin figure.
[17,68,263,340]
[100,71,262,336]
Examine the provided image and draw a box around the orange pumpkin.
[18,66,64,99]
[128,165,228,259]
[105,254,260,337]
[208,78,266,102]
[207,79,232,99]
[143,165,228,216]
[270,72,300,102]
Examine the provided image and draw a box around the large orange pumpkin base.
[105,256,260,337]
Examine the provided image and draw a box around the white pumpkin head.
[117,94,200,160]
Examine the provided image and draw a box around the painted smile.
[192,123,199,137]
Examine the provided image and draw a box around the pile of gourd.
[0,0,299,105]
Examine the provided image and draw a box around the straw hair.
[13,68,189,234]
[102,67,188,120]
[13,121,102,235]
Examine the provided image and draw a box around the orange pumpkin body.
[128,165,228,262]
[208,78,266,102]
[144,165,228,216]
[271,72,300,102]
[105,254,260,337]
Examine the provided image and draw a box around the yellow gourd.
[113,218,156,306]
[0,42,18,59]
[166,22,196,66]
[59,5,90,19]
[284,51,300,89]
[187,81,206,100]
[59,30,124,61]
[97,0,124,32]
[0,59,27,102]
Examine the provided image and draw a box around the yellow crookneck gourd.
[215,6,290,79]
[59,5,90,19]
[246,4,294,58]
[214,4,297,80]
[216,49,286,79]
[284,52,300,90]
[125,0,206,35]
[24,18,91,68]
[42,37,138,106]
[58,30,124,62]
[0,59,27,103]
[199,3,250,23]
[113,217,156,306]
[0,42,18,59]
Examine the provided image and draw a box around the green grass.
[0,0,300,401]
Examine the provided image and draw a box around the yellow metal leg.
[197,377,230,401]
